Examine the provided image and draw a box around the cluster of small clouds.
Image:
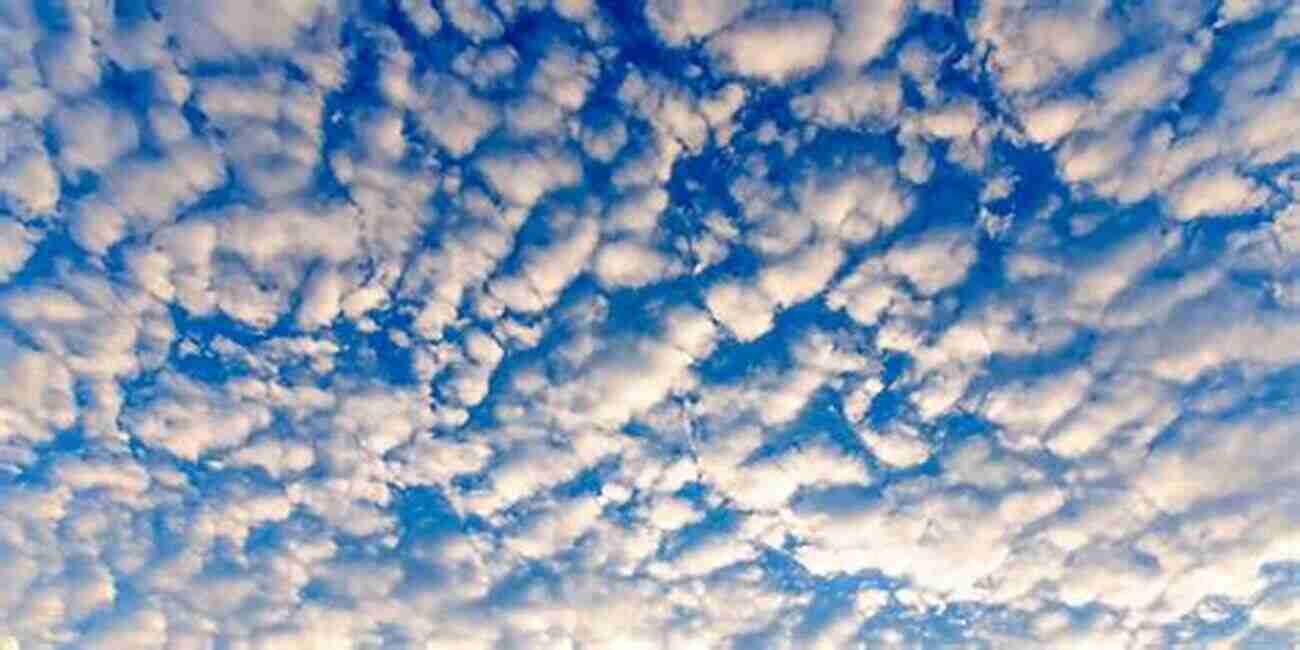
[1,0,1299,648]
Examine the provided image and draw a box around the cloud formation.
[1,0,1299,648]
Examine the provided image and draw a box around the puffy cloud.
[832,0,911,68]
[973,1,1120,95]
[398,0,442,35]
[0,339,77,450]
[163,0,338,61]
[1020,98,1086,144]
[881,229,977,295]
[477,146,582,207]
[706,280,776,341]
[644,0,751,46]
[487,212,597,312]
[1167,168,1270,220]
[442,0,505,42]
[0,219,36,284]
[791,70,904,128]
[592,239,676,288]
[858,427,931,467]
[123,372,273,461]
[757,240,845,306]
[411,74,500,157]
[0,128,58,219]
[73,141,227,254]
[50,101,138,176]
[709,11,836,82]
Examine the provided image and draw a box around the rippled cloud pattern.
[2,0,1300,648]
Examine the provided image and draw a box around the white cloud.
[449,43,520,90]
[883,229,977,295]
[973,1,1120,95]
[530,45,599,111]
[757,240,845,307]
[442,0,505,42]
[982,368,1091,450]
[0,128,58,219]
[331,384,433,455]
[0,339,77,449]
[917,100,982,141]
[295,265,344,330]
[503,496,603,558]
[73,140,227,254]
[488,213,597,312]
[476,146,582,207]
[824,226,973,345]
[1253,590,1300,630]
[228,438,317,479]
[799,166,913,243]
[1046,375,1175,458]
[729,442,873,512]
[832,0,910,68]
[644,0,751,46]
[194,73,324,200]
[859,427,932,467]
[1135,406,1300,513]
[0,220,35,284]
[412,74,500,157]
[125,201,367,329]
[791,69,904,131]
[709,11,835,82]
[123,373,273,461]
[398,0,442,35]
[1167,168,1270,220]
[604,187,668,235]
[1021,99,1086,144]
[34,20,100,96]
[51,101,139,175]
[826,260,903,327]
[706,280,776,341]
[592,239,675,288]
[163,0,337,61]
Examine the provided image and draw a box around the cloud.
[477,146,582,207]
[487,211,597,312]
[50,101,139,176]
[791,69,904,133]
[123,372,274,461]
[0,220,36,284]
[1167,168,1270,220]
[644,0,751,46]
[0,126,58,219]
[162,0,338,61]
[832,0,911,68]
[973,1,1120,95]
[411,74,501,157]
[442,0,505,42]
[709,11,836,82]
[706,280,776,341]
[0,338,77,450]
[73,141,227,254]
[592,239,676,288]
[858,427,932,467]
[882,229,977,295]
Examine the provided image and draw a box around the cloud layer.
[1,0,1299,648]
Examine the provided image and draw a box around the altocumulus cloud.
[1,0,1300,648]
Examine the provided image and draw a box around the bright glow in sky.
[2,0,1300,648]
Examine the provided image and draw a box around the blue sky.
[1,0,1299,648]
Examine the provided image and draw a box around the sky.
[0,0,1299,648]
